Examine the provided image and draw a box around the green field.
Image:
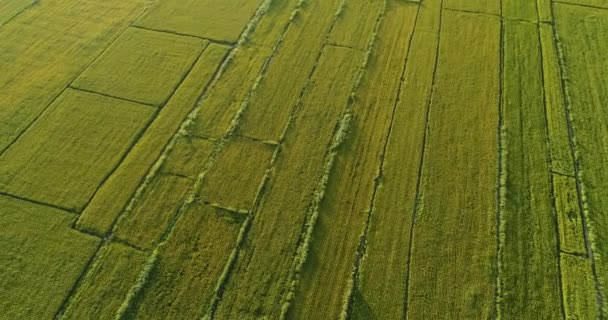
[1,0,607,318]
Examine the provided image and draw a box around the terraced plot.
[1,0,607,318]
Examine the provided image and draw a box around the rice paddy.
[1,0,607,318]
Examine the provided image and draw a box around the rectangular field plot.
[0,89,154,211]
[135,0,264,43]
[59,242,147,319]
[73,28,206,106]
[126,203,244,319]
[114,174,193,250]
[0,195,99,318]
[198,137,275,211]
[161,136,215,179]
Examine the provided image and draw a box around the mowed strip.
[0,89,154,212]
[0,195,98,318]
[73,28,207,106]
[59,242,147,319]
[351,0,442,318]
[406,11,499,319]
[289,0,421,318]
[555,2,608,311]
[0,0,146,153]
[136,0,264,43]
[236,0,345,141]
[76,44,228,235]
[499,20,561,318]
[213,46,364,319]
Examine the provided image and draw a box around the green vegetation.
[0,89,153,211]
[198,137,275,211]
[499,19,561,318]
[287,0,411,318]
[237,0,347,141]
[189,0,301,138]
[114,175,192,250]
[136,0,265,42]
[161,136,215,179]
[406,10,500,318]
[76,43,227,235]
[326,0,384,50]
[59,242,147,319]
[0,0,146,153]
[125,204,244,318]
[213,45,364,319]
[0,195,98,318]
[73,28,206,106]
[351,0,442,318]
[2,0,608,318]
[444,0,499,15]
[0,0,33,25]
[555,2,608,312]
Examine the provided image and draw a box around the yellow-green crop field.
[1,0,607,319]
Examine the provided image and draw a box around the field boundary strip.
[549,0,606,314]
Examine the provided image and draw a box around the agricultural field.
[1,0,608,318]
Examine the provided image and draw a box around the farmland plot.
[2,0,608,318]
[0,0,147,153]
[0,89,154,212]
[76,43,228,235]
[0,195,98,318]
